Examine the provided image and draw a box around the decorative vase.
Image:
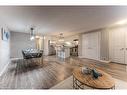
[92,69,102,79]
[81,67,91,75]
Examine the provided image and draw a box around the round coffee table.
[73,67,115,89]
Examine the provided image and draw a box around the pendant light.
[30,27,35,40]
[58,33,64,42]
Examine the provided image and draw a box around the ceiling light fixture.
[30,27,35,40]
[58,33,64,42]
[30,36,35,40]
[116,19,127,25]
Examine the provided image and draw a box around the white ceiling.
[0,6,127,37]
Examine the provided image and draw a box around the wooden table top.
[73,67,115,89]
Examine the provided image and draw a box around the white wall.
[10,32,52,58]
[43,36,50,55]
[100,29,109,61]
[0,27,10,75]
[64,35,79,42]
[10,32,36,58]
[78,34,82,57]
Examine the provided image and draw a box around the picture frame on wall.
[1,27,10,41]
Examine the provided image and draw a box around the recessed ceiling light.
[116,19,127,25]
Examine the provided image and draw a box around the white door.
[90,32,100,60]
[82,33,91,59]
[109,28,125,64]
[82,32,100,60]
[125,29,127,64]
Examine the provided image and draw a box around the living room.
[0,6,127,90]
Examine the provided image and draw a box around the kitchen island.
[56,46,70,58]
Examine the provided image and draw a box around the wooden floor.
[0,56,127,89]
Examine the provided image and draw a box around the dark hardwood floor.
[0,56,127,89]
[70,57,127,81]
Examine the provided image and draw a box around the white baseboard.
[0,61,10,77]
[98,60,111,63]
[11,57,23,60]
[78,56,84,58]
[78,56,111,63]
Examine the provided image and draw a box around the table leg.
[113,85,115,89]
[73,75,74,89]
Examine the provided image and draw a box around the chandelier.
[30,27,35,40]
[58,33,64,42]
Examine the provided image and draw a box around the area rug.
[51,76,127,89]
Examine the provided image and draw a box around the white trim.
[78,56,98,61]
[98,31,101,60]
[0,61,10,77]
[11,57,23,60]
[98,60,111,63]
[78,56,84,58]
[78,56,111,63]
